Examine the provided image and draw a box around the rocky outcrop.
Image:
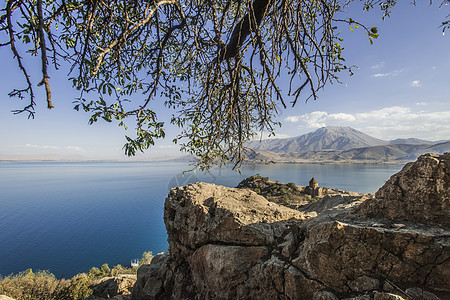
[86,274,136,300]
[132,153,450,299]
[357,153,449,227]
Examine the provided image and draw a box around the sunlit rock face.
[132,153,450,300]
[357,152,450,227]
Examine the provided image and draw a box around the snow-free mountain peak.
[248,126,386,153]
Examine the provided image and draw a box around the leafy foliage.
[0,269,68,300]
[0,251,154,300]
[0,0,446,169]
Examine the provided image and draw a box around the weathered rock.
[357,152,450,227]
[313,291,339,300]
[405,287,441,300]
[89,274,136,299]
[373,292,405,300]
[293,220,449,293]
[165,182,312,249]
[348,275,380,292]
[131,252,176,300]
[190,244,269,298]
[132,153,450,300]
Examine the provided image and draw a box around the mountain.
[248,126,386,153]
[389,138,433,145]
[247,126,450,163]
[250,142,450,164]
[426,141,450,153]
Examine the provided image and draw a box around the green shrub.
[287,182,296,189]
[111,264,130,276]
[139,251,154,266]
[87,267,102,279]
[100,264,110,276]
[60,273,92,300]
[0,250,155,300]
[0,269,68,300]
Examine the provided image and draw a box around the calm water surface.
[0,161,403,278]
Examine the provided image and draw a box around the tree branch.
[92,0,178,77]
[36,0,54,109]
[218,0,273,62]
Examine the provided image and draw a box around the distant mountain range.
[248,126,449,163]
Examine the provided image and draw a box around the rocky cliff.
[132,153,450,300]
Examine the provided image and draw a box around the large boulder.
[164,182,314,258]
[357,152,449,227]
[132,153,450,299]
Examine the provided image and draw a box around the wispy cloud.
[24,144,86,152]
[154,145,179,149]
[284,116,300,123]
[25,144,60,150]
[372,69,404,78]
[284,106,450,140]
[66,146,85,152]
[253,132,291,141]
[370,61,385,70]
[410,80,421,87]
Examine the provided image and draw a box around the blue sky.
[0,1,449,160]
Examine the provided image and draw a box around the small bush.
[100,264,110,276]
[111,264,129,276]
[0,269,69,300]
[87,267,102,279]
[60,273,92,300]
[139,251,154,266]
[287,182,296,189]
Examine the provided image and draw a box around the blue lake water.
[0,161,403,278]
